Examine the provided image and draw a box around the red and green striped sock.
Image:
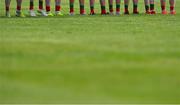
[109,4,113,12]
[30,1,34,10]
[90,6,94,13]
[39,0,43,10]
[90,0,95,13]
[124,4,128,12]
[116,4,120,12]
[80,5,85,14]
[70,5,74,12]
[133,4,138,12]
[101,6,106,14]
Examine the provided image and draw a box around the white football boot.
[6,11,11,18]
[29,10,36,17]
[37,9,48,16]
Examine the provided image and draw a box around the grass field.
[0,0,180,104]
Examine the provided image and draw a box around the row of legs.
[4,0,176,17]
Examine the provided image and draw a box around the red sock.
[116,8,120,12]
[110,9,113,12]
[70,8,74,13]
[56,5,60,11]
[133,8,137,12]
[133,5,138,12]
[17,6,21,11]
[80,9,85,14]
[30,1,34,10]
[30,6,33,10]
[161,5,165,10]
[91,9,94,13]
[46,6,50,12]
[124,5,129,12]
[39,1,43,10]
[170,6,174,11]
[101,9,106,14]
[39,5,43,10]
[125,8,128,12]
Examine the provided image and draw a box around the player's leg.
[144,0,150,14]
[37,0,48,16]
[55,0,63,16]
[29,0,34,11]
[39,0,43,10]
[100,0,106,15]
[29,0,36,16]
[89,0,95,15]
[133,0,139,14]
[169,0,176,14]
[124,0,129,14]
[69,0,75,15]
[149,0,155,14]
[79,0,85,15]
[108,0,114,15]
[16,0,25,17]
[45,0,54,16]
[5,0,11,17]
[160,0,167,14]
[116,0,121,15]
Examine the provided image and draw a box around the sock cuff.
[125,4,128,8]
[150,4,154,7]
[80,5,84,9]
[133,4,138,8]
[90,6,94,10]
[101,6,106,10]
[116,4,120,8]
[70,4,74,8]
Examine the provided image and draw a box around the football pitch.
[0,0,180,104]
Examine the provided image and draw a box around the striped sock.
[70,4,74,12]
[116,4,120,12]
[90,6,94,13]
[80,5,85,14]
[101,6,106,14]
[30,1,34,10]
[39,0,43,10]
[124,4,128,12]
[133,4,138,12]
[109,4,113,12]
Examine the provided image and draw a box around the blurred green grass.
[0,0,180,104]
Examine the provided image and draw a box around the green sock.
[90,6,94,10]
[125,4,128,9]
[101,6,105,10]
[150,4,154,10]
[109,4,113,11]
[80,5,84,10]
[145,5,149,11]
[70,4,74,9]
[116,4,120,9]
[133,4,137,9]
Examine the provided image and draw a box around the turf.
[0,0,180,104]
